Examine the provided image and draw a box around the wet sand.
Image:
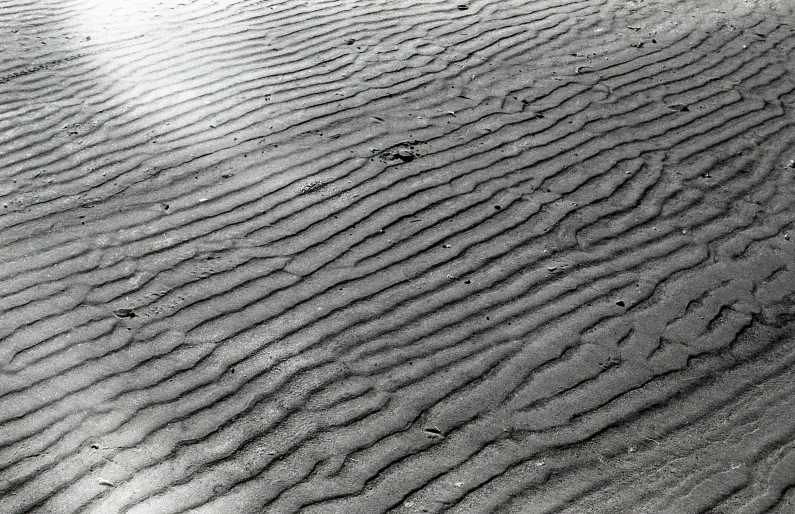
[2,0,795,512]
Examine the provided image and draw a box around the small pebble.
[397,149,414,162]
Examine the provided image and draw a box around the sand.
[2,0,795,512]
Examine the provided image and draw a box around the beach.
[2,0,795,512]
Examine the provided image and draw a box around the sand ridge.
[1,0,795,512]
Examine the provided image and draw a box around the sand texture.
[2,0,795,512]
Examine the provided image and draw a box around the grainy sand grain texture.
[2,0,795,512]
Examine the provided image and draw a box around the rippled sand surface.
[2,0,795,512]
